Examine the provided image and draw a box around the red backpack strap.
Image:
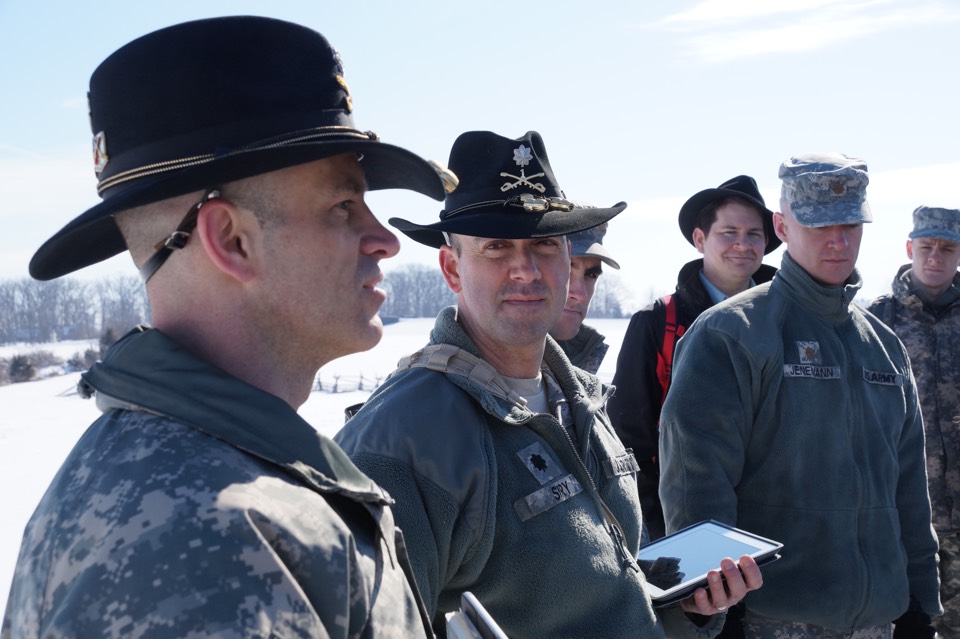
[655,295,686,404]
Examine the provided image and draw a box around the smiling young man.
[2,17,446,638]
[608,175,779,544]
[869,205,960,637]
[550,221,620,374]
[658,153,941,637]
[335,131,763,639]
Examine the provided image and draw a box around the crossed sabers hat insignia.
[500,144,546,193]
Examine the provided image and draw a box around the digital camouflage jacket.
[868,266,960,533]
[1,327,432,639]
[555,321,609,375]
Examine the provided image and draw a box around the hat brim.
[678,188,781,255]
[579,242,620,270]
[389,202,627,249]
[909,229,960,243]
[29,140,445,280]
[791,202,873,228]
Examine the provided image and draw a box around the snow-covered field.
[0,317,629,615]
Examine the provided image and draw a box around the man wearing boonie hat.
[549,218,620,375]
[608,174,779,549]
[335,130,763,638]
[2,16,446,638]
[659,152,941,637]
[869,205,960,637]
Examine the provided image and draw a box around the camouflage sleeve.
[2,413,427,639]
[896,357,944,616]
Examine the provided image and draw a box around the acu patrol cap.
[567,218,620,270]
[909,206,960,244]
[778,152,873,228]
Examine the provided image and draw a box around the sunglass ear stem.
[138,187,221,283]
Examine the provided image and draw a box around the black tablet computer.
[637,520,783,607]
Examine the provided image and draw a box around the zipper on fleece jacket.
[397,344,640,573]
[537,410,640,574]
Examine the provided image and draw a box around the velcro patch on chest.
[602,451,639,478]
[516,442,563,486]
[514,473,583,522]
[862,368,903,386]
[782,364,841,379]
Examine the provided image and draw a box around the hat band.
[443,194,574,219]
[97,126,379,195]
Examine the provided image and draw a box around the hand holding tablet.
[638,520,779,611]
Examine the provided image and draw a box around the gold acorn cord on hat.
[441,194,575,219]
[94,126,381,195]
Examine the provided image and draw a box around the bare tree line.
[379,264,632,319]
[0,264,635,346]
[0,276,149,344]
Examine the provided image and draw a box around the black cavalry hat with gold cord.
[390,131,626,248]
[29,15,445,281]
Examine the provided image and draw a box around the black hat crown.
[30,15,444,280]
[390,130,626,248]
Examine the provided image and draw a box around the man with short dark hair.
[551,220,620,375]
[335,130,763,638]
[869,205,960,637]
[659,153,941,637]
[2,16,445,638]
[608,175,779,542]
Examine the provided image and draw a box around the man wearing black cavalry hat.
[608,176,780,549]
[335,131,763,638]
[3,16,445,638]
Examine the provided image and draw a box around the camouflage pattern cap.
[567,213,620,269]
[909,205,960,244]
[778,152,872,227]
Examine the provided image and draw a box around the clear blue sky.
[2,0,958,308]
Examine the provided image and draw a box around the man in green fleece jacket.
[659,152,941,637]
[335,130,763,638]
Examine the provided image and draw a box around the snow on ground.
[0,317,629,614]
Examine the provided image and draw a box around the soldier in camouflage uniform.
[551,220,621,375]
[868,205,960,638]
[2,16,445,639]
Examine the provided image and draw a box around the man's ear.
[773,212,788,243]
[692,227,706,253]
[439,244,462,293]
[194,199,258,282]
[905,239,914,260]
